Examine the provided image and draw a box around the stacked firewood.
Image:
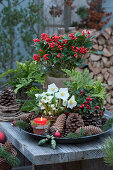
[85,28,113,113]
[68,27,113,112]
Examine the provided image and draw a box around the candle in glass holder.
[34,117,47,125]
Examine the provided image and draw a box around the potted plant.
[0,60,45,99]
[32,30,93,87]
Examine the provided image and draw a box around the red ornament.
[54,131,61,138]
[0,131,7,144]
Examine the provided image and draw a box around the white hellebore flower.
[47,83,58,94]
[40,92,48,98]
[55,88,69,100]
[67,95,77,109]
[43,95,53,103]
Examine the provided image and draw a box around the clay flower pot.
[31,124,48,135]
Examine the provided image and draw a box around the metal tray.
[21,127,112,144]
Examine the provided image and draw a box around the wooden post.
[36,0,44,37]
[64,4,71,32]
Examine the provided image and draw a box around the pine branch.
[66,128,85,139]
[102,117,113,131]
[102,137,113,166]
[0,145,20,167]
[14,120,29,130]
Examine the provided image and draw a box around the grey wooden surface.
[0,110,113,167]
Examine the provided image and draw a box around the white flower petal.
[67,95,77,109]
[55,90,69,100]
[47,83,58,94]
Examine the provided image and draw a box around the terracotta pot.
[44,75,71,89]
[32,125,48,135]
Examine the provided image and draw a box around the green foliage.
[66,128,85,139]
[91,77,107,105]
[14,120,29,130]
[20,86,41,113]
[0,60,45,94]
[63,69,94,91]
[76,6,88,20]
[102,117,113,132]
[63,69,106,105]
[102,137,113,166]
[0,145,20,167]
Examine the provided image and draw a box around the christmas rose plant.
[32,30,93,75]
[35,83,77,116]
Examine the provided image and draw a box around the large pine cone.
[82,113,103,128]
[66,113,84,134]
[75,125,102,136]
[0,88,16,106]
[50,114,66,134]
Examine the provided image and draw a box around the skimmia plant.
[32,30,93,74]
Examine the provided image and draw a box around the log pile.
[67,27,113,112]
[84,27,113,112]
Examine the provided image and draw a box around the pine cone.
[66,113,84,134]
[50,114,66,133]
[0,88,16,106]
[21,112,37,123]
[75,125,102,136]
[3,141,13,153]
[82,113,102,128]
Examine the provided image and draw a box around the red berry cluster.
[79,96,92,110]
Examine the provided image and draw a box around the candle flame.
[41,117,42,121]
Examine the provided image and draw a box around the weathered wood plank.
[33,158,113,170]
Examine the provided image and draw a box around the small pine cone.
[66,113,84,134]
[21,112,37,123]
[75,125,102,136]
[51,114,66,133]
[4,141,13,153]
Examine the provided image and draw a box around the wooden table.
[0,110,113,170]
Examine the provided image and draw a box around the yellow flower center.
[70,99,74,104]
[61,92,65,96]
[51,87,55,91]
[46,97,50,100]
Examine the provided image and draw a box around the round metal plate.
[20,127,112,144]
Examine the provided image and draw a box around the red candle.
[34,117,47,125]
